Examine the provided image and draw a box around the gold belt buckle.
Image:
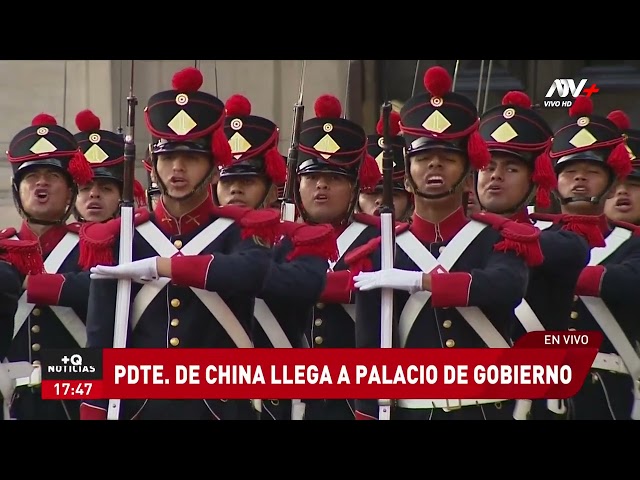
[443,399,463,412]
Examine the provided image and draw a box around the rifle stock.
[108,60,137,421]
[378,102,396,420]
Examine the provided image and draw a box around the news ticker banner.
[39,331,602,400]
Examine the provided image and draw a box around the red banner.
[41,331,601,400]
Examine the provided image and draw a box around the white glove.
[353,268,424,294]
[90,257,160,284]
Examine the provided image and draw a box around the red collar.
[509,207,532,224]
[19,222,68,256]
[154,193,218,236]
[410,207,469,243]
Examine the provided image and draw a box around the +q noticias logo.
[48,353,96,374]
[543,79,599,108]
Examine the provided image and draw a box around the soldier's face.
[358,190,410,218]
[156,151,211,199]
[557,161,610,212]
[477,154,531,213]
[299,172,355,224]
[408,149,467,195]
[18,166,72,222]
[604,179,640,224]
[216,175,271,209]
[76,178,121,222]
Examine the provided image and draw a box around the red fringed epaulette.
[0,227,17,240]
[344,222,411,276]
[78,208,151,270]
[558,214,606,248]
[471,212,544,267]
[279,222,339,262]
[352,212,382,228]
[610,219,640,237]
[0,227,45,275]
[66,222,82,234]
[216,205,281,247]
[530,212,563,224]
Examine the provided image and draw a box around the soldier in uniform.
[604,111,640,226]
[357,110,413,221]
[218,93,337,420]
[545,97,640,420]
[4,112,94,420]
[476,91,593,419]
[78,67,277,420]
[476,91,594,334]
[0,234,44,420]
[350,66,542,421]
[294,93,382,420]
[73,109,147,223]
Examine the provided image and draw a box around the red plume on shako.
[478,90,556,208]
[221,93,287,186]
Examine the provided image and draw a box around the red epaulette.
[610,219,640,237]
[78,208,151,269]
[555,214,606,248]
[0,227,17,240]
[0,227,44,275]
[278,221,338,262]
[344,222,411,275]
[215,205,281,246]
[471,212,544,267]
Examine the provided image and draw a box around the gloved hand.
[353,268,423,294]
[90,257,160,284]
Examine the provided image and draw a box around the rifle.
[108,60,137,420]
[281,60,306,223]
[378,102,396,421]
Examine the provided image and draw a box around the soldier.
[545,96,640,420]
[219,93,337,420]
[464,186,481,215]
[78,67,278,420]
[4,112,94,420]
[476,90,593,419]
[604,111,640,226]
[73,109,147,223]
[294,93,382,420]
[357,110,414,221]
[350,66,542,420]
[0,235,45,420]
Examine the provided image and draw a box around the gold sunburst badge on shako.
[375,151,396,171]
[569,128,597,148]
[29,137,57,155]
[229,132,252,160]
[314,134,340,160]
[84,144,109,163]
[491,122,519,143]
[168,110,197,136]
[422,110,451,133]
